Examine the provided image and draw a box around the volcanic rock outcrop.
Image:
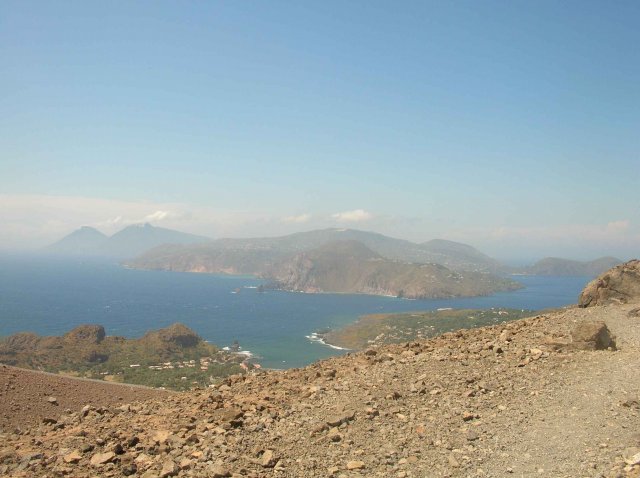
[579,259,640,307]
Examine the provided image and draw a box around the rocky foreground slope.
[1,263,640,478]
[2,305,639,477]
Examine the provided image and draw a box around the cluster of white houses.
[130,356,221,371]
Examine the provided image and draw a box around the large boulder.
[571,321,616,350]
[579,260,640,307]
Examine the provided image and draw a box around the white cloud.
[606,220,630,232]
[97,210,180,229]
[108,215,123,225]
[281,213,311,224]
[143,210,173,222]
[331,209,373,223]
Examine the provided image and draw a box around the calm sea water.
[0,254,591,369]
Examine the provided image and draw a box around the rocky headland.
[0,323,245,390]
[265,241,521,299]
[1,261,639,477]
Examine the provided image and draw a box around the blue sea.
[0,254,591,369]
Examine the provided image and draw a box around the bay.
[0,254,590,369]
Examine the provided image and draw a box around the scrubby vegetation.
[323,308,535,349]
[0,323,246,391]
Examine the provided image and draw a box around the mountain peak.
[46,226,108,255]
[46,224,210,259]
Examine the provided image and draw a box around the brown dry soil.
[1,303,639,478]
[0,366,169,431]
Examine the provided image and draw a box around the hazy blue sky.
[1,1,638,261]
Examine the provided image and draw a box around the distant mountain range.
[127,227,502,274]
[46,223,210,259]
[48,225,624,297]
[521,256,622,277]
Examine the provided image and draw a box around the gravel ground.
[1,303,639,478]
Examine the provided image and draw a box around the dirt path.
[484,306,640,477]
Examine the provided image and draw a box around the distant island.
[53,226,503,271]
[0,323,250,391]
[520,256,622,277]
[46,223,210,259]
[125,228,520,299]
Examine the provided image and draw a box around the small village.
[128,348,261,382]
[82,343,262,390]
[140,355,258,372]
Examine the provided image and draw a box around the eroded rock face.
[579,260,640,307]
[148,323,200,348]
[64,325,106,344]
[571,321,616,350]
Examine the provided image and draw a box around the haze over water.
[0,255,590,369]
[1,2,638,262]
